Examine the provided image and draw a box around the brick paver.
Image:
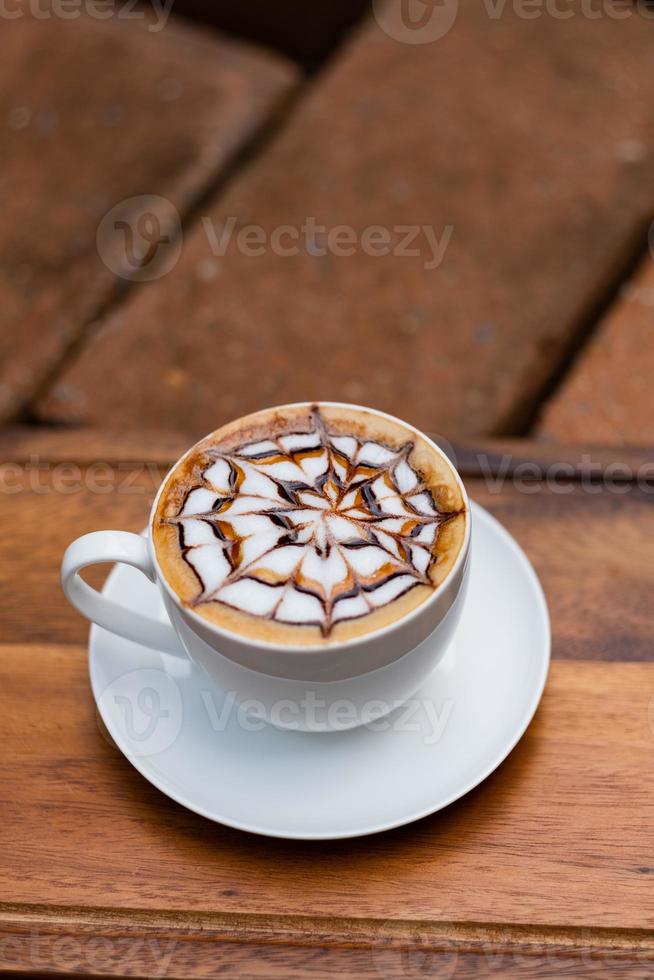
[538,256,654,444]
[0,8,297,422]
[37,5,654,439]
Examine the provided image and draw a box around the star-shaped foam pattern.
[169,408,449,635]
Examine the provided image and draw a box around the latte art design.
[166,409,458,636]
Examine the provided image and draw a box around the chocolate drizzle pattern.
[166,408,458,636]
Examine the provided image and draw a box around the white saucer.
[89,502,550,840]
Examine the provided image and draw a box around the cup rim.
[149,401,471,656]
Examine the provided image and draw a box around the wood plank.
[538,257,654,445]
[34,5,654,437]
[471,481,654,663]
[0,466,166,644]
[0,650,652,934]
[2,425,654,478]
[1,906,652,978]
[447,439,654,485]
[1,452,652,660]
[0,8,297,423]
[0,425,191,466]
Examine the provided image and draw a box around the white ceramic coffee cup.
[62,406,471,732]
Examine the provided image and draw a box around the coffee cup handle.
[61,531,185,657]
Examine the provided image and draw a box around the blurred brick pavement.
[34,5,654,443]
[0,7,297,424]
[538,256,654,444]
[1,2,652,445]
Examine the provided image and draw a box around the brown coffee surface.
[153,404,467,645]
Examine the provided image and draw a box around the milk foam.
[168,408,450,636]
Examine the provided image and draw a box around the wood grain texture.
[1,432,652,975]
[2,425,654,475]
[0,647,652,935]
[0,465,166,644]
[0,425,191,466]
[1,437,652,659]
[472,482,654,663]
[1,906,653,978]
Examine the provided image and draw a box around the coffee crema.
[153,404,467,645]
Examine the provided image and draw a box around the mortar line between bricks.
[21,6,385,431]
[508,219,654,438]
[20,77,312,428]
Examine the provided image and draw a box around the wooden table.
[1,429,653,978]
